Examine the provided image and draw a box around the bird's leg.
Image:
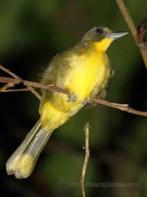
[82,98,92,106]
[67,93,77,102]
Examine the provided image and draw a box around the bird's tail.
[6,120,53,179]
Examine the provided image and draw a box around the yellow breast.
[64,50,110,100]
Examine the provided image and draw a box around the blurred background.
[0,0,147,196]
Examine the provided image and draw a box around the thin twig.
[116,0,137,42]
[91,98,147,117]
[81,123,90,197]
[0,88,30,93]
[0,76,68,95]
[0,64,41,100]
[27,87,41,100]
[0,64,21,79]
[0,83,15,92]
[116,0,147,68]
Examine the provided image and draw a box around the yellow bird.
[6,27,127,178]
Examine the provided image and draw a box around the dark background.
[0,0,147,196]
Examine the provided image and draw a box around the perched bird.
[6,27,127,179]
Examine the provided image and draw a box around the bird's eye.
[95,28,104,35]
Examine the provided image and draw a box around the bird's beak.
[108,32,128,40]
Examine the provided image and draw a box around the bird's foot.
[67,93,77,102]
[82,98,92,105]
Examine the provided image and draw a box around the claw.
[67,93,77,102]
[82,98,92,105]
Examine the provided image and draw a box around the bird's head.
[82,27,128,51]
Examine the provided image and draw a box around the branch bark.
[0,65,41,99]
[0,65,147,117]
[116,0,147,69]
[81,123,90,197]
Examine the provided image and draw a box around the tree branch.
[0,64,41,100]
[81,123,90,197]
[91,98,147,117]
[0,76,68,95]
[116,0,147,69]
[0,88,30,93]
[0,65,147,117]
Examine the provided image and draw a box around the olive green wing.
[40,50,74,106]
[41,51,72,85]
